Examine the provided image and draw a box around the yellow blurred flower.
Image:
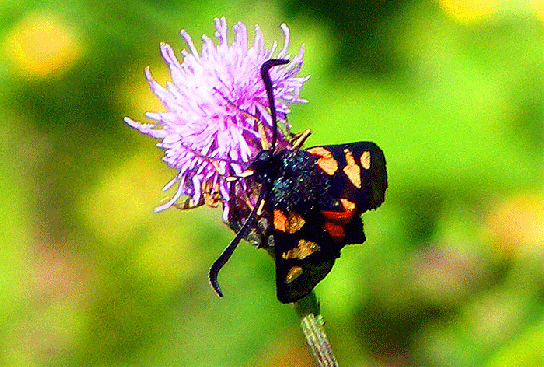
[438,0,498,23]
[486,193,544,256]
[531,0,544,20]
[6,12,82,77]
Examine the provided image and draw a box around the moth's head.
[249,149,282,183]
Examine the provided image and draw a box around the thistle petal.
[125,17,308,219]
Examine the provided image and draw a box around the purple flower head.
[125,18,308,223]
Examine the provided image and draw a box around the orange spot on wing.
[274,209,288,232]
[340,198,356,211]
[307,147,338,175]
[360,151,371,170]
[274,209,305,233]
[343,149,361,188]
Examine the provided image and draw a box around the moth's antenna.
[209,186,265,297]
[260,59,289,151]
[208,59,289,299]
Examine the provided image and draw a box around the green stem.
[294,292,339,366]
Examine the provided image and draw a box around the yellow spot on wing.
[282,239,320,260]
[343,149,361,188]
[285,266,303,284]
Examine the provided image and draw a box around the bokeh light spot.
[486,193,544,255]
[438,0,497,22]
[6,12,82,77]
[531,0,544,20]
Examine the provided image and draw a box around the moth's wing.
[273,143,387,303]
[273,211,340,304]
[323,142,388,212]
[342,213,366,245]
[307,142,387,246]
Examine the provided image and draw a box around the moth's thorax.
[249,149,337,214]
[250,149,316,185]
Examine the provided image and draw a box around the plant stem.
[294,292,339,366]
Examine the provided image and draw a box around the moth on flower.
[126,18,387,303]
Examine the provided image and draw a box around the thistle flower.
[125,17,308,224]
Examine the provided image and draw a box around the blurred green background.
[1,0,543,366]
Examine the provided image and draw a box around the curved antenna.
[209,59,289,299]
[209,186,265,297]
[260,59,289,151]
